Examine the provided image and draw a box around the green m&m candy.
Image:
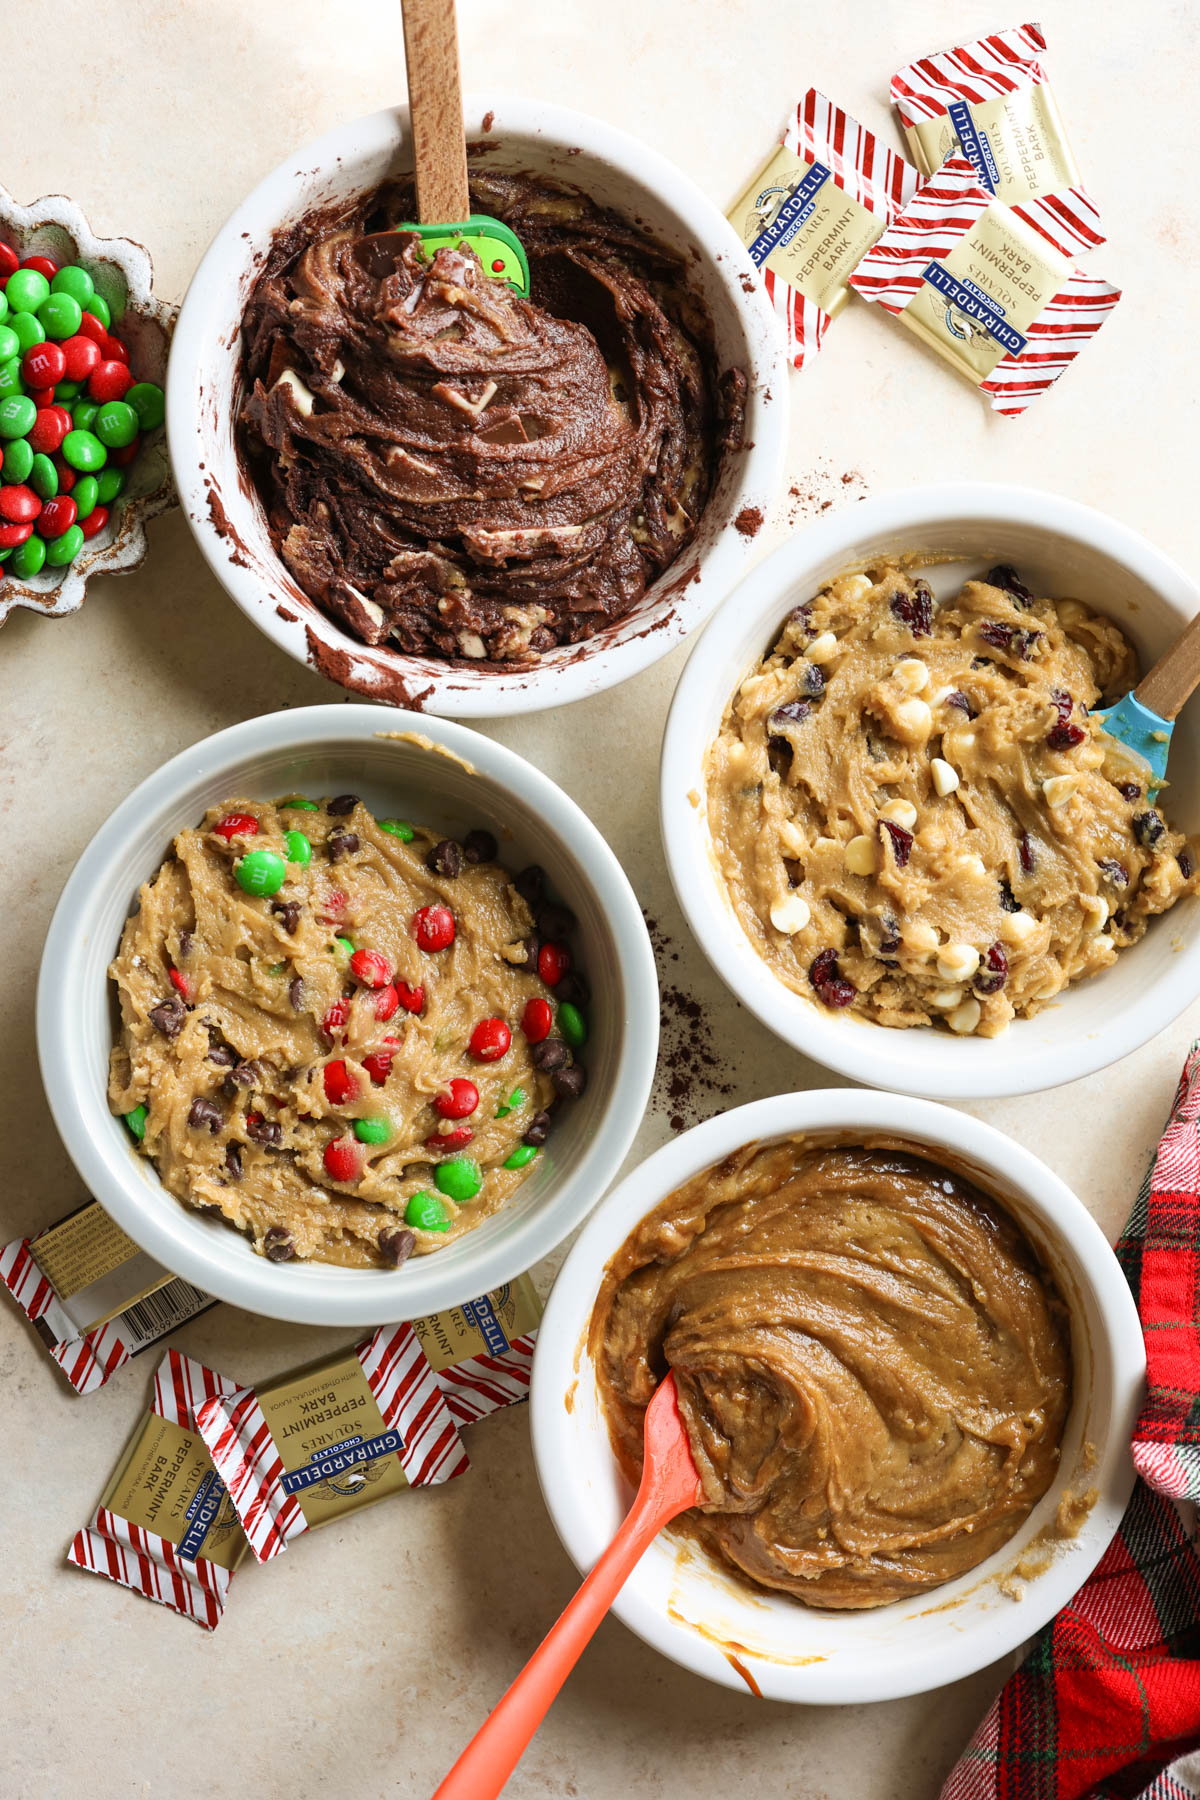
[10,534,46,578]
[0,289,7,325]
[72,475,99,521]
[235,849,287,896]
[434,1156,482,1203]
[10,311,44,353]
[284,829,312,865]
[279,795,318,811]
[0,394,36,439]
[37,291,82,340]
[494,1085,526,1119]
[353,1117,390,1145]
[124,1104,148,1141]
[51,265,95,307]
[333,934,354,958]
[61,428,106,471]
[96,467,125,505]
[2,437,33,482]
[29,454,58,499]
[46,525,84,565]
[0,358,24,400]
[94,400,138,448]
[379,819,414,841]
[558,1002,587,1049]
[54,379,82,402]
[87,291,111,329]
[405,1192,449,1232]
[127,382,165,431]
[0,326,17,363]
[5,268,49,313]
[72,398,99,430]
[503,1144,539,1170]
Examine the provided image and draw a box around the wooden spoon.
[1094,608,1200,797]
[398,0,530,291]
[431,1373,703,1800]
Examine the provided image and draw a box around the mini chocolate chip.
[272,900,300,934]
[231,1059,261,1089]
[379,1226,416,1268]
[329,830,359,859]
[531,1037,569,1072]
[208,1044,236,1067]
[149,996,186,1038]
[537,901,577,940]
[523,1110,551,1147]
[263,1226,295,1262]
[224,1142,243,1180]
[1180,848,1196,881]
[515,864,545,905]
[552,1064,587,1100]
[187,1097,223,1134]
[556,969,591,1008]
[195,1201,225,1217]
[288,976,305,1010]
[246,1115,282,1146]
[463,828,498,864]
[427,838,463,877]
[328,794,359,815]
[510,933,540,971]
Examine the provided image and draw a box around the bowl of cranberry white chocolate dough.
[108,797,591,1268]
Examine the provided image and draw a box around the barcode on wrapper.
[120,1278,214,1351]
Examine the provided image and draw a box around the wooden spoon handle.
[1135,608,1200,721]
[401,0,470,224]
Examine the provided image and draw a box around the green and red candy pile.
[0,242,165,580]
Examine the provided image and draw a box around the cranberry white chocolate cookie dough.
[108,797,589,1264]
[705,563,1200,1036]
[593,1137,1072,1610]
[238,171,740,665]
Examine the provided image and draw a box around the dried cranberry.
[1047,721,1086,751]
[786,601,813,635]
[800,663,826,699]
[1133,812,1165,849]
[890,582,933,637]
[1018,832,1036,874]
[1116,781,1141,802]
[809,948,839,989]
[880,821,913,868]
[974,943,1009,995]
[1180,848,1196,880]
[768,699,811,735]
[978,621,1039,660]
[809,948,856,1007]
[1097,858,1129,887]
[945,690,977,718]
[998,879,1019,913]
[985,564,1035,606]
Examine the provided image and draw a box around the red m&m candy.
[27,405,70,454]
[22,342,65,387]
[60,334,100,382]
[372,983,400,1022]
[412,905,455,952]
[322,1136,362,1183]
[21,255,58,280]
[0,520,33,547]
[168,968,192,999]
[521,997,553,1044]
[79,505,108,539]
[362,1037,401,1086]
[469,1017,512,1062]
[213,811,259,842]
[349,948,392,989]
[433,1078,479,1120]
[0,243,18,280]
[538,942,571,986]
[425,1125,474,1151]
[88,359,132,402]
[322,1060,359,1105]
[77,311,107,344]
[0,485,39,524]
[395,980,424,1015]
[321,997,351,1040]
[37,495,76,538]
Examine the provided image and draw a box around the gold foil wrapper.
[905,84,1082,209]
[727,144,889,319]
[252,1348,410,1529]
[102,1411,248,1571]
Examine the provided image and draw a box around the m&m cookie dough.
[108,798,589,1266]
[705,562,1199,1036]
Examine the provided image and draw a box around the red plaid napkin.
[940,1045,1200,1800]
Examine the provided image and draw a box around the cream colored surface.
[1,3,1198,1797]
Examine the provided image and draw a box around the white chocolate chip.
[907,922,940,955]
[1002,910,1039,945]
[1092,934,1115,955]
[930,757,960,797]
[457,632,487,659]
[948,998,983,1035]
[1043,774,1079,808]
[936,942,981,982]
[1080,895,1109,934]
[845,834,878,877]
[893,698,933,742]
[930,987,965,1010]
[932,685,957,707]
[330,358,345,383]
[770,892,811,934]
[894,658,930,695]
[956,853,988,880]
[879,799,918,830]
[843,574,873,599]
[778,820,808,857]
[943,726,977,759]
[807,631,838,665]
[271,368,315,416]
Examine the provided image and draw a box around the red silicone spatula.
[431,1373,703,1800]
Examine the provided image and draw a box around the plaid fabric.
[941,1044,1200,1800]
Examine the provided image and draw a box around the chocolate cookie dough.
[705,562,1199,1034]
[239,170,738,665]
[594,1138,1072,1610]
[108,798,589,1266]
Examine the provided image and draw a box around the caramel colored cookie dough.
[108,799,589,1267]
[705,562,1199,1034]
[239,170,738,665]
[594,1138,1072,1610]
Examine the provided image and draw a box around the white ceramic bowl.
[531,1090,1144,1703]
[167,97,787,717]
[661,484,1200,1099]
[36,705,658,1326]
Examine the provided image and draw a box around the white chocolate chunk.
[879,798,918,830]
[894,657,930,694]
[937,942,981,982]
[272,368,315,416]
[1080,894,1109,934]
[948,998,983,1035]
[930,987,965,1010]
[907,922,940,954]
[1092,934,1115,955]
[457,632,487,659]
[770,892,811,934]
[329,358,345,383]
[807,631,838,665]
[930,757,960,797]
[845,834,878,876]
[893,698,933,742]
[1043,774,1079,808]
[843,574,873,599]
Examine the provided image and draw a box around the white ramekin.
[36,706,658,1326]
[530,1090,1144,1704]
[166,97,787,718]
[661,484,1200,1100]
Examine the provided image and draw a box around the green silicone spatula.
[398,0,530,292]
[1094,607,1200,799]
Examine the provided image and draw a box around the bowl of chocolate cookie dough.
[36,705,658,1325]
[661,484,1200,1099]
[167,97,786,717]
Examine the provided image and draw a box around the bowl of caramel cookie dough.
[37,706,658,1325]
[530,1089,1144,1701]
[661,484,1200,1099]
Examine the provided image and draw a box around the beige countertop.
[3,2,1199,1795]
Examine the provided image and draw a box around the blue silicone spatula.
[398,0,530,293]
[1094,609,1200,799]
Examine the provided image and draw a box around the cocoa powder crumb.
[734,505,763,539]
[644,914,735,1132]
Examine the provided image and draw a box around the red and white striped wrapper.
[847,156,1121,416]
[891,22,1104,259]
[735,89,918,372]
[0,1233,131,1394]
[436,1330,537,1425]
[67,1350,243,1629]
[194,1322,469,1563]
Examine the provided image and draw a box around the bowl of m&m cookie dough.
[36,705,658,1325]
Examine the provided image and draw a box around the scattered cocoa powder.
[786,462,868,529]
[644,914,735,1132]
[733,505,763,539]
